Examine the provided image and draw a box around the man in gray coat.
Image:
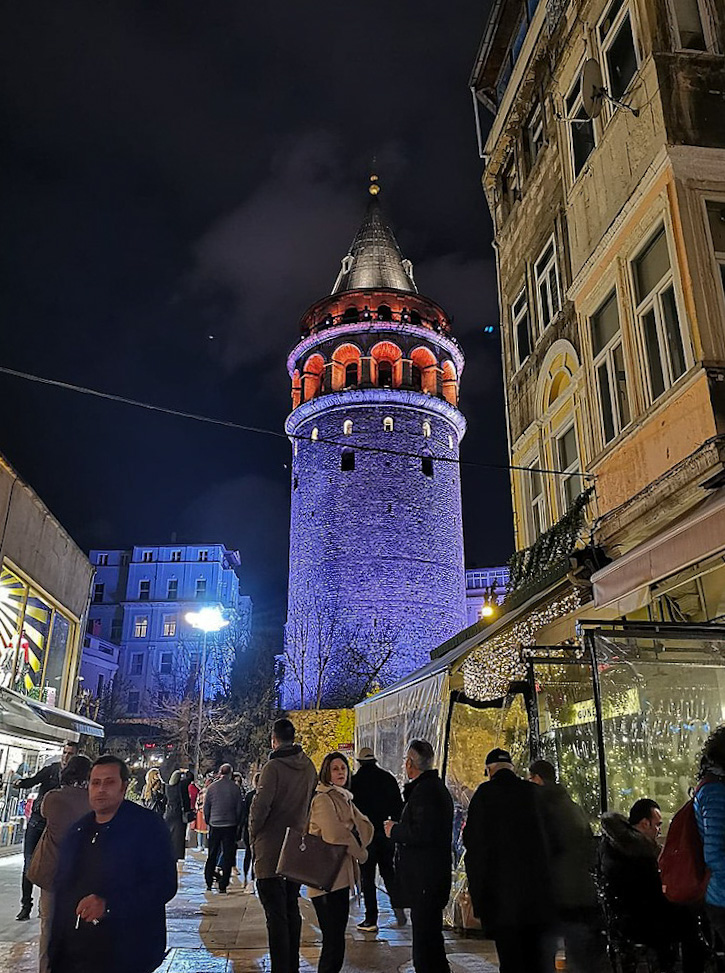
[203,763,243,893]
[249,718,317,973]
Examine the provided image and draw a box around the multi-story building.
[0,453,101,839]
[464,566,509,626]
[454,0,725,813]
[83,544,251,718]
[283,176,468,709]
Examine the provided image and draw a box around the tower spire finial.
[369,156,380,197]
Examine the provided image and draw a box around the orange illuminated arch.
[410,346,438,395]
[332,343,362,391]
[371,340,403,387]
[302,354,325,401]
[292,368,302,409]
[441,360,458,405]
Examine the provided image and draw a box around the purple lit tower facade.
[283,178,467,709]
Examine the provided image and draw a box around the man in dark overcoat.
[384,739,453,973]
[464,748,556,973]
[351,746,405,931]
[49,754,177,973]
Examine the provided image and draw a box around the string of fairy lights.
[0,365,591,481]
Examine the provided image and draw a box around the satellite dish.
[581,58,604,119]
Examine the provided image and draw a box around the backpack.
[659,788,709,905]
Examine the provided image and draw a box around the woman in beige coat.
[308,751,374,973]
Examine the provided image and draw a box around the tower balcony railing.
[301,305,454,340]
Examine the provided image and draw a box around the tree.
[284,592,402,709]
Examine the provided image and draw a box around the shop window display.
[0,564,75,704]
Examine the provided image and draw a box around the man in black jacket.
[528,759,606,972]
[351,746,405,931]
[203,763,244,893]
[15,740,79,920]
[49,754,177,973]
[464,748,556,973]
[384,739,453,973]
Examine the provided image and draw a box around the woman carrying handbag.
[308,751,374,973]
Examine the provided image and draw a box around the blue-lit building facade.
[82,544,251,718]
[283,180,468,709]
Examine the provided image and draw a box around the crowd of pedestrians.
[17,721,725,973]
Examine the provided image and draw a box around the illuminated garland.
[462,590,582,701]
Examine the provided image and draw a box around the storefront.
[0,685,103,844]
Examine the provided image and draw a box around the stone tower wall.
[284,389,466,708]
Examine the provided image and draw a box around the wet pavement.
[0,848,500,972]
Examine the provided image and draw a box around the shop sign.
[548,687,641,728]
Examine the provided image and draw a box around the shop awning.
[0,688,104,744]
[591,488,725,609]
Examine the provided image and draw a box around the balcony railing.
[505,487,594,610]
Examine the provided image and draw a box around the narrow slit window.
[341,450,355,472]
[422,456,434,478]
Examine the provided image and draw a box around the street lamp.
[185,606,229,775]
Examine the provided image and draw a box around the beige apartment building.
[470,0,725,627]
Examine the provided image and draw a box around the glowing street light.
[186,607,229,774]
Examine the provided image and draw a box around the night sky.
[0,1,508,633]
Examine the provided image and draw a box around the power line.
[0,364,590,479]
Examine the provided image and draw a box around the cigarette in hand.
[75,915,81,930]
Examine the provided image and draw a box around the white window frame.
[555,424,582,513]
[704,197,725,311]
[533,235,561,334]
[525,100,545,172]
[141,550,153,563]
[171,550,181,562]
[162,614,177,638]
[198,549,209,562]
[422,421,432,439]
[311,427,319,441]
[138,579,151,600]
[590,290,631,445]
[159,652,173,676]
[92,582,104,604]
[195,578,207,599]
[343,419,353,435]
[630,224,690,405]
[598,0,640,112]
[134,616,148,639]
[524,458,547,543]
[383,417,394,432]
[97,553,109,566]
[565,68,597,183]
[167,578,178,600]
[667,0,715,52]
[511,287,532,369]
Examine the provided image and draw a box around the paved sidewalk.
[0,848,500,972]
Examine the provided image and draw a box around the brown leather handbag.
[276,827,347,892]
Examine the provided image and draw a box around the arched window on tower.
[343,306,358,323]
[383,416,394,432]
[412,365,422,391]
[341,449,355,472]
[311,427,319,441]
[377,304,392,321]
[422,420,432,439]
[378,361,393,388]
[410,310,422,326]
[345,362,358,388]
[343,419,353,436]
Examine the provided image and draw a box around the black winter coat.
[50,799,177,973]
[464,769,555,935]
[598,812,666,931]
[538,782,597,913]
[350,762,403,834]
[390,770,453,909]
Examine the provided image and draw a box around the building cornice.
[285,388,468,440]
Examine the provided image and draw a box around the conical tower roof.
[331,177,417,296]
